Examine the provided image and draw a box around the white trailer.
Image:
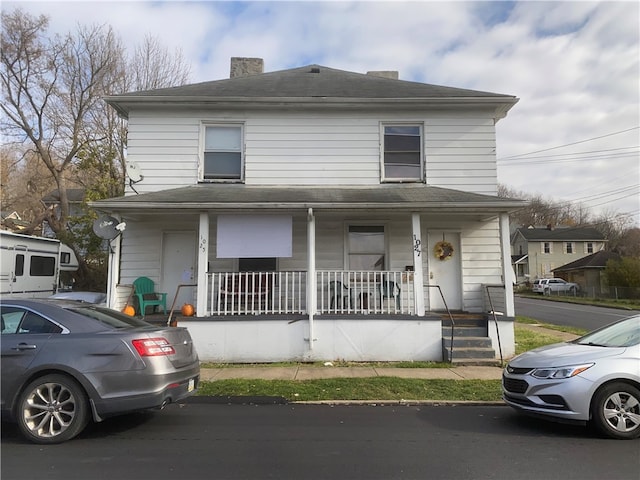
[0,230,79,298]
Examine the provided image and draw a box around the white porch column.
[411,213,425,316]
[307,208,316,350]
[196,212,209,317]
[106,228,122,309]
[500,212,515,317]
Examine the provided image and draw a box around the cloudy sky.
[6,0,640,225]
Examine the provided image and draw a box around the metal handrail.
[484,285,504,366]
[426,285,455,362]
[167,283,198,326]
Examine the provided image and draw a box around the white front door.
[161,231,197,311]
[427,231,462,311]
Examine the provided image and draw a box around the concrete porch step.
[445,346,496,359]
[450,357,503,367]
[443,336,493,348]
[442,326,488,337]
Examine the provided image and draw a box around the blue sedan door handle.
[13,343,37,351]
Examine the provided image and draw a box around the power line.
[498,148,639,165]
[498,126,640,160]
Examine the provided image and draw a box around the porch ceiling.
[89,184,527,216]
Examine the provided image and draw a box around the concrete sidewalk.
[200,365,504,382]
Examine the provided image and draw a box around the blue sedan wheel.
[17,374,89,444]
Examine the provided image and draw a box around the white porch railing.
[208,271,307,315]
[206,270,416,315]
[317,270,415,315]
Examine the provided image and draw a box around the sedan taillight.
[132,338,176,356]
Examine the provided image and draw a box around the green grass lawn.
[196,317,578,402]
[197,377,502,402]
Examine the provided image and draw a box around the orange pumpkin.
[181,303,195,316]
[122,305,135,316]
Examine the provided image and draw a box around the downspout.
[197,212,209,317]
[107,218,122,309]
[411,213,425,315]
[307,208,316,351]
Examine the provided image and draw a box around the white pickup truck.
[532,278,580,295]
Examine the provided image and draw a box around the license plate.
[188,378,195,392]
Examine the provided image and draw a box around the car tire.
[16,374,90,444]
[569,286,576,295]
[590,382,640,439]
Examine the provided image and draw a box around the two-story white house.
[511,225,607,285]
[91,58,525,363]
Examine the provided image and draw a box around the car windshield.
[574,316,640,348]
[66,306,153,329]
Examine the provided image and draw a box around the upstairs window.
[202,125,243,181]
[542,242,552,254]
[586,242,594,254]
[565,242,575,254]
[381,124,423,182]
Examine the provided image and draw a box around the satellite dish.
[93,215,123,240]
[126,160,144,183]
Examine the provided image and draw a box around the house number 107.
[413,235,421,256]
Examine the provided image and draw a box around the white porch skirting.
[181,317,444,363]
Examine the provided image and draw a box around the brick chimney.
[230,57,264,78]
[366,70,399,80]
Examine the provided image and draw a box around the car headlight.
[531,363,594,379]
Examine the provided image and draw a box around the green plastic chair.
[133,276,167,317]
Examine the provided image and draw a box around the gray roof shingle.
[553,250,620,272]
[104,64,518,118]
[90,184,526,213]
[112,64,514,99]
[515,227,606,242]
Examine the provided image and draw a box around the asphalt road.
[515,296,639,331]
[2,401,638,480]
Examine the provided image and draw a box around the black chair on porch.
[378,281,401,310]
[329,281,353,310]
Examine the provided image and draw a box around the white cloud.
[5,0,639,224]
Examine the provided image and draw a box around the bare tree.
[1,9,192,289]
[130,34,190,91]
[498,184,592,228]
[499,183,637,253]
[2,10,121,226]
[1,145,56,230]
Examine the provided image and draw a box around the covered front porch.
[94,184,522,363]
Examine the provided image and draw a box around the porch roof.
[90,184,527,215]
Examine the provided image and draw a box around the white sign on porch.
[216,215,293,258]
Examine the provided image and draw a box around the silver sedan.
[1,299,200,444]
[503,314,640,439]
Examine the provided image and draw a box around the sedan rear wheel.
[17,374,89,444]
[591,382,640,439]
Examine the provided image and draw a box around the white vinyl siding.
[123,110,499,194]
[458,218,503,312]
